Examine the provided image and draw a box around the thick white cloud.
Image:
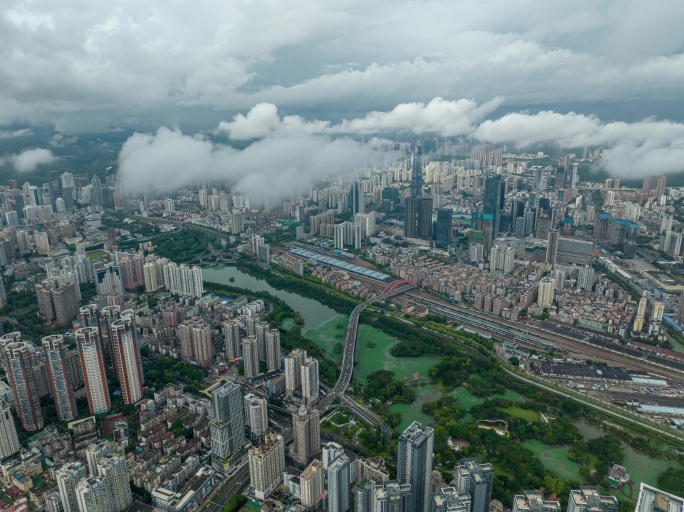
[0,0,682,131]
[2,148,56,172]
[118,128,394,204]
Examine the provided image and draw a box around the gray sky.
[2,0,684,189]
[1,0,683,132]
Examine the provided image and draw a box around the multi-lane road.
[200,463,250,511]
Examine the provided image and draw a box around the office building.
[56,461,87,512]
[242,336,260,379]
[248,434,285,500]
[537,277,555,308]
[455,458,494,512]
[374,481,413,511]
[42,335,77,422]
[433,487,472,512]
[292,406,321,465]
[328,454,352,512]
[211,381,246,470]
[265,329,281,371]
[546,229,559,265]
[352,182,365,215]
[91,175,104,207]
[244,393,269,437]
[300,460,325,509]
[436,208,452,249]
[0,406,20,458]
[301,355,320,406]
[284,349,306,397]
[3,340,44,431]
[410,149,423,199]
[223,319,242,360]
[568,487,619,512]
[482,174,505,245]
[76,327,111,415]
[512,490,561,512]
[397,422,434,512]
[635,484,683,512]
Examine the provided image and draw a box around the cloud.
[0,1,682,131]
[2,148,56,172]
[117,127,394,204]
[0,128,33,139]
[217,97,504,140]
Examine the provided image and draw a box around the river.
[202,266,339,330]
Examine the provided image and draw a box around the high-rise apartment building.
[0,406,20,458]
[76,327,111,415]
[397,422,434,512]
[211,381,246,471]
[248,434,285,500]
[42,335,77,422]
[635,484,683,512]
[455,458,494,512]
[301,355,320,406]
[512,490,562,512]
[255,322,268,362]
[223,319,242,360]
[374,481,413,511]
[353,478,376,512]
[328,454,352,512]
[300,460,325,509]
[178,319,214,368]
[242,336,260,379]
[292,406,321,466]
[110,317,144,404]
[57,461,87,512]
[3,340,44,431]
[433,487,472,512]
[265,329,281,371]
[537,277,555,308]
[97,454,133,511]
[284,348,305,397]
[244,393,268,437]
[36,279,79,326]
[568,486,619,512]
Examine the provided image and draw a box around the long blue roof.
[290,248,390,281]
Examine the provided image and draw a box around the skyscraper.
[351,182,365,215]
[397,422,434,512]
[635,483,683,512]
[284,348,305,397]
[435,208,452,249]
[537,277,555,308]
[482,174,505,244]
[42,335,77,422]
[0,406,20,458]
[455,458,494,512]
[410,149,423,199]
[373,481,414,511]
[292,406,321,465]
[242,336,260,379]
[3,340,44,431]
[211,381,246,471]
[248,434,285,500]
[223,320,242,360]
[76,327,111,415]
[301,355,320,407]
[568,486,619,512]
[546,229,559,266]
[110,317,144,404]
[265,329,281,371]
[328,454,352,512]
[91,175,103,208]
[244,393,268,437]
[300,460,325,509]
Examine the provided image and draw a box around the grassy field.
[449,387,485,410]
[354,324,436,384]
[303,315,349,362]
[501,406,539,422]
[621,446,682,491]
[492,390,524,402]
[389,385,442,432]
[522,440,582,480]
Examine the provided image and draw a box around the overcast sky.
[1,0,683,133]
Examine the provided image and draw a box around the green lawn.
[501,406,539,422]
[304,315,349,362]
[621,446,682,491]
[522,440,582,480]
[354,324,436,384]
[389,385,442,432]
[449,387,485,410]
[492,390,524,402]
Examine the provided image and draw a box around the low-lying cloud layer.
[118,98,684,202]
[1,148,55,173]
[117,128,395,204]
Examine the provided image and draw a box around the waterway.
[202,266,339,331]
